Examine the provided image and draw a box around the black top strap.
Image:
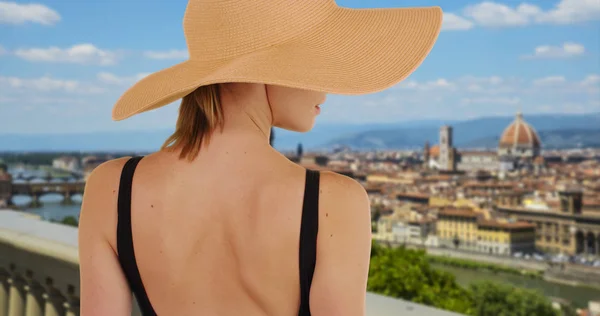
[116,158,320,316]
[298,169,320,316]
[116,156,157,316]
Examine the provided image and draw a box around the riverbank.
[401,243,600,290]
[432,263,600,309]
[427,252,600,291]
[427,254,544,279]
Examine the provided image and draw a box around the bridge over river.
[4,181,85,208]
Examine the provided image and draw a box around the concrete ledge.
[366,292,464,316]
[0,209,79,265]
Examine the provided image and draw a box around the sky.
[0,0,598,134]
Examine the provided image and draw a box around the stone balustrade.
[0,209,462,316]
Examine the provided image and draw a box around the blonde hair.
[161,84,225,161]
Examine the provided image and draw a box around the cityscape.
[1,0,599,315]
[1,111,600,315]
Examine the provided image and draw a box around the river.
[11,195,600,309]
[432,263,600,309]
[12,194,83,221]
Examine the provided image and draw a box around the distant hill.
[0,130,173,152]
[325,113,600,150]
[0,119,461,152]
[0,113,598,151]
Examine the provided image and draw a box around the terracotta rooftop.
[498,112,541,148]
[397,192,430,199]
[463,182,515,189]
[429,145,440,158]
[584,199,600,207]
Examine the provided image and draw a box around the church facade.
[425,112,542,172]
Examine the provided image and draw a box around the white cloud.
[0,75,104,93]
[450,0,600,30]
[577,75,600,95]
[581,74,600,86]
[0,96,16,103]
[523,42,585,59]
[0,1,60,25]
[464,2,541,27]
[398,78,457,90]
[529,75,599,95]
[0,96,87,105]
[455,76,520,95]
[533,76,567,86]
[14,44,118,65]
[460,76,505,85]
[537,0,600,24]
[143,49,188,60]
[461,96,521,106]
[442,13,474,31]
[328,74,596,123]
[97,72,150,85]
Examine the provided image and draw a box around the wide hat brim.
[112,6,443,121]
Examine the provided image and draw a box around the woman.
[78,0,442,315]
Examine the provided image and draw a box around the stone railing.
[0,209,462,316]
[0,211,81,316]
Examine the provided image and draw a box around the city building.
[374,207,410,242]
[82,155,113,180]
[476,219,536,255]
[437,208,479,251]
[437,207,536,255]
[0,162,12,207]
[52,156,81,172]
[390,219,438,247]
[425,112,541,173]
[456,151,499,172]
[498,112,541,160]
[496,185,600,256]
[427,125,499,172]
[438,126,456,172]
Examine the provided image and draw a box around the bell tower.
[423,141,430,169]
[439,126,455,171]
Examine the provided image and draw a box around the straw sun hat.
[111,0,443,121]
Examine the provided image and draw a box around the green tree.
[368,242,473,314]
[469,281,559,316]
[367,242,567,316]
[560,303,578,316]
[60,216,79,227]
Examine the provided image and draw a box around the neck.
[207,83,273,148]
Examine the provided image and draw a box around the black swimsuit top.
[116,156,320,316]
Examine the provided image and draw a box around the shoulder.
[318,170,371,220]
[79,157,135,246]
[319,170,368,196]
[308,170,372,314]
[85,156,132,189]
[316,170,372,246]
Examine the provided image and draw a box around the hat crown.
[183,0,336,61]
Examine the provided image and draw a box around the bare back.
[79,140,372,316]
